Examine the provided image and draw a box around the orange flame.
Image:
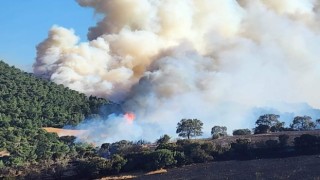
[124,112,135,124]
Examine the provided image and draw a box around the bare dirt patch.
[100,175,137,180]
[145,169,167,175]
[100,169,168,180]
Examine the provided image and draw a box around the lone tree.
[290,116,316,131]
[254,114,284,134]
[211,126,227,139]
[176,119,203,139]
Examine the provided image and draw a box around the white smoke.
[34,0,320,144]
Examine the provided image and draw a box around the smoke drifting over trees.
[34,0,320,144]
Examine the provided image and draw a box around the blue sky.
[0,0,96,71]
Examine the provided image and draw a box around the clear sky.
[0,0,96,71]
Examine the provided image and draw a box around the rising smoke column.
[34,0,320,144]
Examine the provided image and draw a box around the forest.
[0,60,121,177]
[0,60,319,179]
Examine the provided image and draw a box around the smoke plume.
[34,0,320,144]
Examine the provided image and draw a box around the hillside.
[0,60,120,177]
[0,60,120,128]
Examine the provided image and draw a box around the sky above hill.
[0,0,95,71]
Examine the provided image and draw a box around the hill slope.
[0,60,120,127]
[0,60,120,173]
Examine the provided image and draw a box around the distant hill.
[0,60,120,128]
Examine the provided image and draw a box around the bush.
[294,134,320,154]
[211,126,227,139]
[254,125,270,134]
[180,142,214,163]
[190,148,213,163]
[212,134,220,140]
[265,140,278,149]
[123,151,151,171]
[278,134,289,147]
[76,157,111,178]
[147,149,176,170]
[111,154,127,174]
[200,142,216,155]
[231,139,251,159]
[157,134,171,144]
[233,129,251,136]
[174,151,186,166]
[156,143,177,151]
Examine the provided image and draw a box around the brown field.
[135,155,320,180]
[43,127,88,137]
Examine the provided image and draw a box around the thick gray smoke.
[34,0,320,144]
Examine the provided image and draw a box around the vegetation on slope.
[0,60,121,177]
[0,60,119,127]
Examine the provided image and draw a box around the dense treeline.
[0,60,121,177]
[0,60,120,127]
[71,117,320,179]
[52,132,320,179]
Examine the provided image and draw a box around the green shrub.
[231,139,251,159]
[76,157,111,178]
[233,129,251,136]
[265,140,278,149]
[294,134,320,154]
[278,134,289,147]
[173,151,186,166]
[111,154,127,174]
[157,134,171,144]
[147,149,176,170]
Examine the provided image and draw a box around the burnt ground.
[211,130,320,147]
[136,155,320,180]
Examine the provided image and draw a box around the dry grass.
[0,150,10,157]
[43,127,88,137]
[100,169,168,180]
[100,175,137,180]
[145,169,167,175]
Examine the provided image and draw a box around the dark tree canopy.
[254,114,284,134]
[233,129,251,136]
[290,116,316,131]
[176,119,203,139]
[0,60,120,128]
[0,60,120,174]
[211,126,227,139]
[157,134,171,144]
